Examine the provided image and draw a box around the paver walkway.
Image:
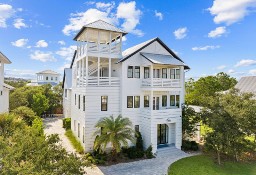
[43,117,104,175]
[99,146,191,175]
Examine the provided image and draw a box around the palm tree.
[94,115,135,159]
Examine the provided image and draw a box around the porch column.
[82,57,85,87]
[109,57,111,85]
[180,66,185,106]
[86,56,88,86]
[150,65,153,87]
[97,57,100,86]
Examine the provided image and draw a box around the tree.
[12,106,37,126]
[31,93,49,116]
[185,72,237,106]
[182,105,200,140]
[94,115,135,160]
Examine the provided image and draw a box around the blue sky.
[0,0,256,80]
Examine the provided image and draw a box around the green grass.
[65,129,84,154]
[168,155,256,175]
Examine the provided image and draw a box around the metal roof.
[3,83,15,90]
[235,76,256,94]
[141,52,188,67]
[0,52,11,64]
[74,20,127,40]
[36,70,60,75]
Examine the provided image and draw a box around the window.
[162,68,167,78]
[65,89,67,98]
[144,67,150,79]
[74,120,76,131]
[75,94,76,105]
[144,96,149,107]
[46,76,48,80]
[0,91,2,95]
[170,95,175,106]
[153,69,160,78]
[176,95,180,108]
[170,95,180,108]
[83,96,85,111]
[176,69,180,79]
[134,96,140,108]
[55,77,58,81]
[51,77,53,81]
[134,66,140,78]
[101,96,108,111]
[127,96,133,108]
[135,125,139,133]
[78,123,80,138]
[170,69,175,79]
[127,66,133,78]
[162,95,167,107]
[78,95,80,109]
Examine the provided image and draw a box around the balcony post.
[109,57,111,85]
[150,65,153,87]
[109,32,112,53]
[180,66,185,105]
[85,31,89,86]
[82,58,84,87]
[98,57,100,86]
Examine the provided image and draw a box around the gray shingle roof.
[74,20,127,40]
[0,52,11,64]
[235,76,256,94]
[36,70,60,75]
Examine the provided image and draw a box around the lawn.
[65,129,84,154]
[168,155,256,175]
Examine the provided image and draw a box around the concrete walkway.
[99,147,191,175]
[43,117,104,175]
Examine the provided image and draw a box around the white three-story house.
[63,20,190,153]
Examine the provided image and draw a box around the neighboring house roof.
[74,20,127,40]
[0,52,11,64]
[141,52,188,67]
[235,76,256,94]
[62,68,72,89]
[3,83,15,90]
[36,70,60,75]
[188,105,203,113]
[117,37,190,70]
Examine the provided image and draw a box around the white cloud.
[155,10,163,20]
[58,40,66,45]
[13,18,27,29]
[96,2,115,12]
[217,65,227,70]
[117,1,143,36]
[56,45,76,61]
[5,69,36,79]
[208,26,226,38]
[0,4,15,28]
[228,69,235,74]
[208,0,256,25]
[35,40,48,48]
[235,59,256,67]
[249,69,256,75]
[192,45,220,51]
[30,51,57,62]
[173,27,187,39]
[62,8,117,36]
[122,36,127,42]
[11,38,29,47]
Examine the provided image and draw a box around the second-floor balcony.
[76,77,120,87]
[142,78,181,88]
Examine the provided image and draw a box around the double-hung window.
[134,96,140,108]
[134,66,140,78]
[144,96,149,107]
[170,95,180,108]
[144,67,150,79]
[162,68,167,78]
[162,95,167,107]
[78,95,80,109]
[176,69,180,79]
[83,96,85,111]
[127,96,133,108]
[101,96,108,111]
[170,69,181,79]
[127,66,133,78]
[170,69,175,79]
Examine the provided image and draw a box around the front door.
[153,96,160,110]
[157,124,168,145]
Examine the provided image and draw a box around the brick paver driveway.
[99,147,191,175]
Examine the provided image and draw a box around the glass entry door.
[157,124,169,145]
[153,96,160,110]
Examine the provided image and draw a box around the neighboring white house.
[63,20,190,153]
[235,76,256,99]
[0,52,14,113]
[29,70,61,86]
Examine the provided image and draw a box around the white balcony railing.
[142,78,181,88]
[77,42,121,58]
[76,77,120,87]
[142,107,181,118]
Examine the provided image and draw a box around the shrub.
[12,106,37,126]
[63,118,71,130]
[65,129,84,154]
[190,141,199,151]
[84,152,106,165]
[32,117,44,136]
[145,145,154,159]
[136,131,143,151]
[182,140,199,151]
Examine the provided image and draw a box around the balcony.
[76,77,120,87]
[142,107,181,119]
[77,42,121,58]
[142,78,181,88]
